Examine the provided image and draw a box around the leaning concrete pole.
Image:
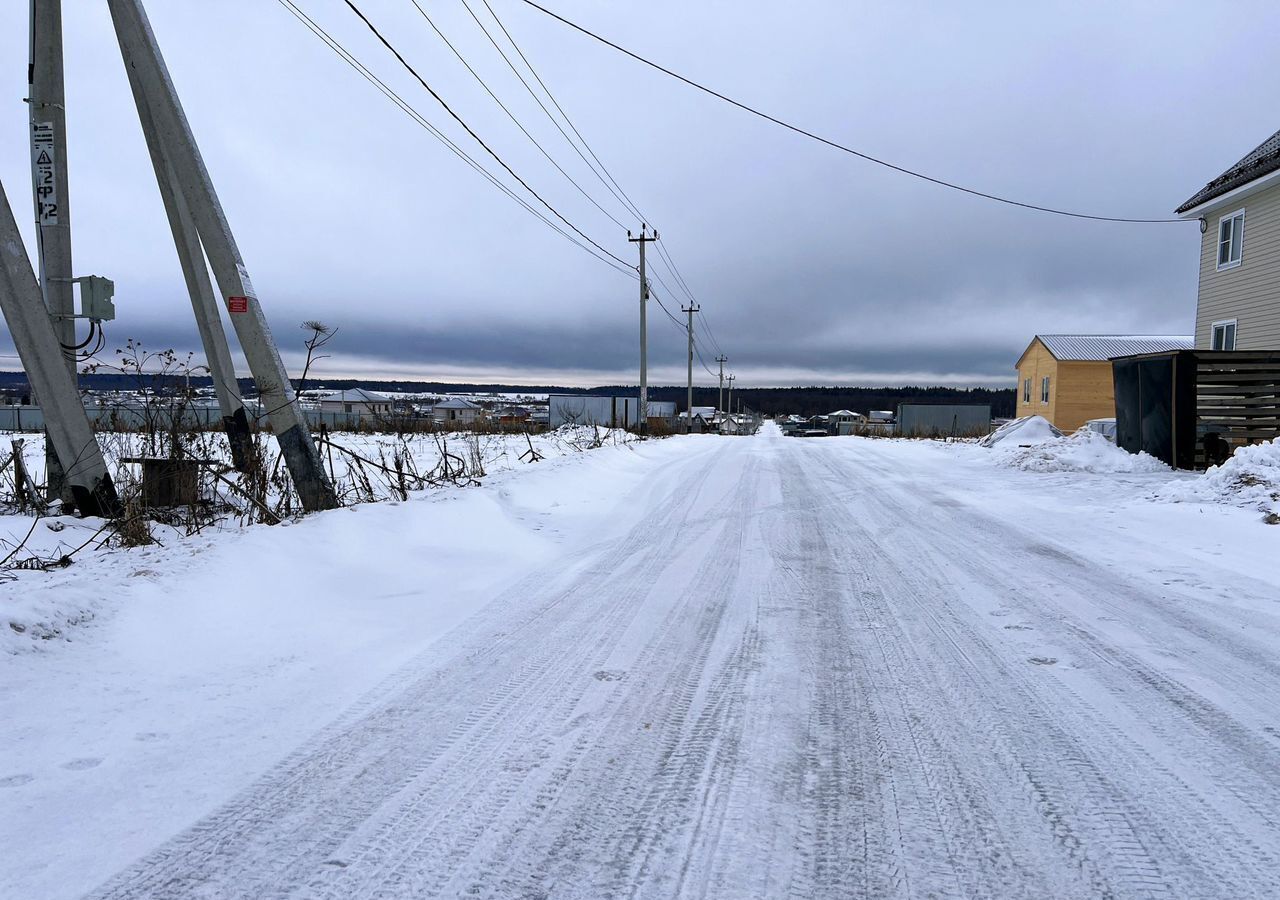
[121,56,253,472]
[28,0,76,507]
[0,181,120,517]
[107,0,337,511]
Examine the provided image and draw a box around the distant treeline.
[0,371,1015,417]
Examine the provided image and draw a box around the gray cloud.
[2,0,1275,388]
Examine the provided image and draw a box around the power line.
[473,0,735,361]
[340,0,635,268]
[697,306,726,358]
[516,0,1192,225]
[273,0,636,278]
[692,334,719,379]
[647,281,690,333]
[466,0,647,224]
[407,0,629,231]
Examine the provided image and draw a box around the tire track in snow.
[85,448,745,900]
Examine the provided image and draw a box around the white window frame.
[1023,378,1032,403]
[1211,318,1238,351]
[1216,209,1244,271]
[1040,375,1051,404]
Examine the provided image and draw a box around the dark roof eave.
[1175,145,1280,214]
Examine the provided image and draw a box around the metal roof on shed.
[1036,335,1193,361]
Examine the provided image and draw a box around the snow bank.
[991,429,1169,474]
[0,427,642,653]
[1155,438,1280,520]
[979,415,1062,448]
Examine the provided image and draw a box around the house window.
[1040,376,1051,404]
[1023,378,1031,403]
[1217,210,1244,270]
[1211,319,1237,351]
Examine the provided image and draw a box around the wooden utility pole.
[683,303,698,433]
[627,225,657,433]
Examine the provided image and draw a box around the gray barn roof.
[1036,334,1193,361]
[1176,127,1280,214]
[434,397,482,409]
[316,388,390,403]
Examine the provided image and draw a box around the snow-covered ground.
[3,423,1279,898]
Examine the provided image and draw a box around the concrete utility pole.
[627,225,657,433]
[28,0,76,507]
[715,354,727,421]
[683,303,698,433]
[0,181,120,517]
[117,34,252,471]
[726,374,735,433]
[107,0,337,510]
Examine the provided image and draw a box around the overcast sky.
[2,0,1277,387]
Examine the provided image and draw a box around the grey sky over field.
[2,0,1277,387]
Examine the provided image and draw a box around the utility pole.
[116,29,252,471]
[715,354,727,422]
[0,180,119,517]
[108,0,337,511]
[627,224,657,433]
[683,303,698,433]
[726,374,735,434]
[28,0,76,507]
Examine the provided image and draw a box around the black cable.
[408,0,629,231]
[693,337,719,379]
[467,0,646,224]
[697,306,726,358]
[61,320,96,352]
[517,0,1192,225]
[341,0,634,268]
[274,0,636,278]
[647,283,688,332]
[476,0,737,356]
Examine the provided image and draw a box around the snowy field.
[2,423,1279,898]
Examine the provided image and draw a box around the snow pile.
[1155,439,1280,520]
[992,429,1169,474]
[979,415,1062,448]
[0,515,130,649]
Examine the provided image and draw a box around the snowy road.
[32,427,1280,897]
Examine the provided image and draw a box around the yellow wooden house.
[1014,335,1193,432]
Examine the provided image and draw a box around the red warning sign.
[227,296,249,314]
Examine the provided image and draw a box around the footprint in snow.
[1028,657,1058,666]
[0,774,34,787]
[135,732,169,743]
[61,757,103,771]
[1004,624,1034,631]
[593,669,626,682]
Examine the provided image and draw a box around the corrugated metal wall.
[896,404,992,437]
